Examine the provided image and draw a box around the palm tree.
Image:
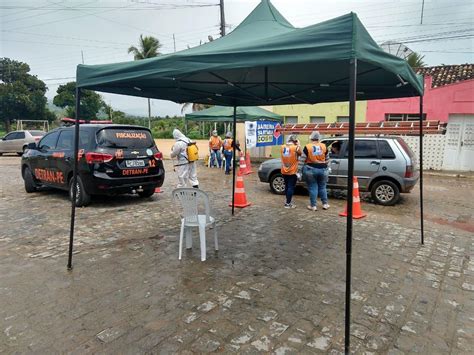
[406,52,426,69]
[128,35,162,128]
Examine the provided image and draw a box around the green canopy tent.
[185,105,283,163]
[70,1,425,352]
[185,105,282,122]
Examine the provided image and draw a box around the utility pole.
[420,0,425,24]
[147,99,151,129]
[109,100,113,122]
[81,50,84,64]
[173,33,176,52]
[219,0,226,37]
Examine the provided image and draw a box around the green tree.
[0,57,55,132]
[406,52,426,69]
[53,82,105,120]
[128,35,162,129]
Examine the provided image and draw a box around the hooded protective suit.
[170,129,199,188]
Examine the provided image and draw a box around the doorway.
[443,115,474,171]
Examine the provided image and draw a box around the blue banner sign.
[255,121,283,147]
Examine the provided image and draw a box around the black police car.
[21,123,165,206]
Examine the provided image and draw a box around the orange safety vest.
[209,136,222,150]
[305,142,327,164]
[223,138,233,151]
[280,144,301,175]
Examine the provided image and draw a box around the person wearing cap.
[303,131,329,211]
[280,134,302,208]
[209,130,223,168]
[222,131,241,175]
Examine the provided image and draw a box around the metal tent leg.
[67,87,81,270]
[232,105,237,216]
[345,58,357,355]
[419,95,424,245]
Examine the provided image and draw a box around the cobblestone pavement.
[0,156,473,354]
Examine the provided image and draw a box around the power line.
[420,50,474,53]
[4,1,138,31]
[1,0,97,25]
[0,30,131,46]
[401,34,474,44]
[1,39,125,50]
[290,1,472,28]
[2,27,220,72]
[377,28,474,43]
[0,0,65,19]
[2,0,221,50]
[367,21,474,28]
[1,26,219,51]
[0,5,219,10]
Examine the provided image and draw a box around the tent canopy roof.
[185,106,282,122]
[76,0,423,106]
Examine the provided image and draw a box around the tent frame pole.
[232,105,237,215]
[419,95,424,244]
[264,66,269,101]
[67,87,81,270]
[345,58,357,355]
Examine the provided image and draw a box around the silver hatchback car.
[0,130,45,156]
[258,136,419,206]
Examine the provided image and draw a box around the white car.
[0,130,45,156]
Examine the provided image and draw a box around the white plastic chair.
[172,188,218,261]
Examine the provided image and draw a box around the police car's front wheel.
[23,167,38,193]
[69,176,91,207]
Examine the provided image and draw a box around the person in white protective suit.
[170,129,199,188]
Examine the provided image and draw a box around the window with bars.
[310,116,326,124]
[385,113,427,121]
[284,116,298,124]
[337,116,350,123]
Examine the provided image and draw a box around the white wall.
[402,135,446,170]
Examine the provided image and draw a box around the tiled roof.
[416,64,473,88]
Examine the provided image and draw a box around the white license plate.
[125,159,145,168]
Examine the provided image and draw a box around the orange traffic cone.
[229,171,251,208]
[339,177,366,219]
[154,187,164,193]
[244,152,253,174]
[238,153,250,175]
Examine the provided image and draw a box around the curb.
[423,171,474,180]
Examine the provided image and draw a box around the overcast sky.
[1,0,473,116]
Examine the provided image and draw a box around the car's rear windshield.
[29,131,45,136]
[397,138,417,163]
[96,128,154,149]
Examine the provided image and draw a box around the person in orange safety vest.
[209,130,223,168]
[280,134,302,208]
[222,131,241,175]
[302,131,329,211]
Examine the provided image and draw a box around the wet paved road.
[0,156,473,354]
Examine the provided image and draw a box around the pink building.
[366,64,474,171]
[366,64,473,123]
